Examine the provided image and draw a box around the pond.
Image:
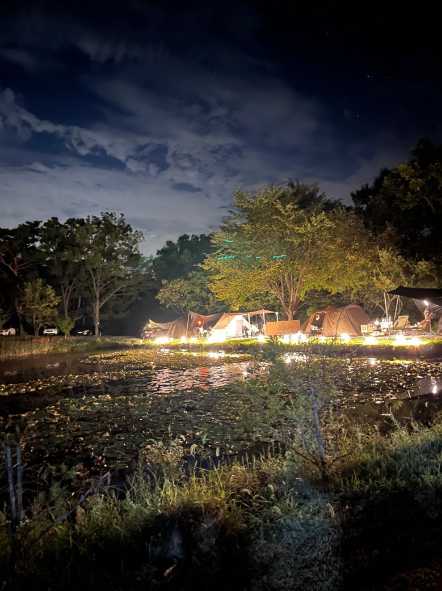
[1,348,442,492]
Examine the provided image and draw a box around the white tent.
[210,313,254,340]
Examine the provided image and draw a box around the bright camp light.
[189,336,197,344]
[180,336,188,343]
[154,336,171,345]
[208,350,226,359]
[340,333,351,343]
[207,332,226,343]
[364,336,377,345]
[409,336,422,347]
[257,334,267,343]
[394,334,408,346]
[296,332,308,343]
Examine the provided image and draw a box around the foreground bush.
[0,443,340,591]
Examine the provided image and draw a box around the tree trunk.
[94,299,100,336]
[15,298,24,336]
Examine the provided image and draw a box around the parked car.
[0,327,16,336]
[43,327,58,335]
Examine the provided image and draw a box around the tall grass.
[0,336,147,359]
[0,444,341,591]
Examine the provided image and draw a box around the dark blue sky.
[1,1,441,252]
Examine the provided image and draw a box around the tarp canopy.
[304,305,370,337]
[146,311,223,338]
[389,286,442,318]
[147,318,189,338]
[188,311,222,329]
[389,287,442,306]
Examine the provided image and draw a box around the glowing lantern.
[154,336,171,345]
[409,336,422,347]
[257,334,267,343]
[340,333,351,343]
[364,336,377,345]
[394,334,407,346]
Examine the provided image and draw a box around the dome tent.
[304,304,370,337]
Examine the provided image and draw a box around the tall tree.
[356,246,437,319]
[19,278,60,336]
[157,270,224,314]
[152,234,213,283]
[204,185,371,319]
[39,217,85,323]
[352,139,442,267]
[75,213,144,336]
[0,222,41,334]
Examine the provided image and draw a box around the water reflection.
[416,375,442,397]
[150,362,251,393]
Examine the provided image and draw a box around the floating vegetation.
[1,349,442,495]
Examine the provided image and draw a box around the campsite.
[2,170,442,589]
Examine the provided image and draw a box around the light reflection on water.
[149,362,252,393]
[416,375,442,397]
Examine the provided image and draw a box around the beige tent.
[304,305,370,337]
[210,313,254,339]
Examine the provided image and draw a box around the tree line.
[1,139,441,336]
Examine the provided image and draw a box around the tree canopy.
[352,139,442,267]
[19,278,60,336]
[157,270,224,314]
[204,184,373,319]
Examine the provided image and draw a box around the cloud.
[0,7,414,252]
[0,48,39,71]
[0,161,223,253]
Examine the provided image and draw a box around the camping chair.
[393,315,409,331]
[361,323,376,335]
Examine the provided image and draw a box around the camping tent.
[144,311,222,339]
[188,311,222,332]
[210,313,254,339]
[146,318,189,338]
[304,305,370,337]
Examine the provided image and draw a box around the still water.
[0,349,441,480]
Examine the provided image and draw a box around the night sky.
[1,1,441,253]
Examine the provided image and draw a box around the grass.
[2,418,442,590]
[0,335,149,360]
[0,444,341,591]
[2,347,442,589]
[2,333,442,361]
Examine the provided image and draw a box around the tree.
[352,139,442,267]
[157,270,224,314]
[0,305,10,330]
[152,234,213,283]
[19,278,60,336]
[0,222,41,334]
[39,218,84,323]
[356,246,437,320]
[56,316,75,338]
[75,213,144,336]
[204,185,372,319]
